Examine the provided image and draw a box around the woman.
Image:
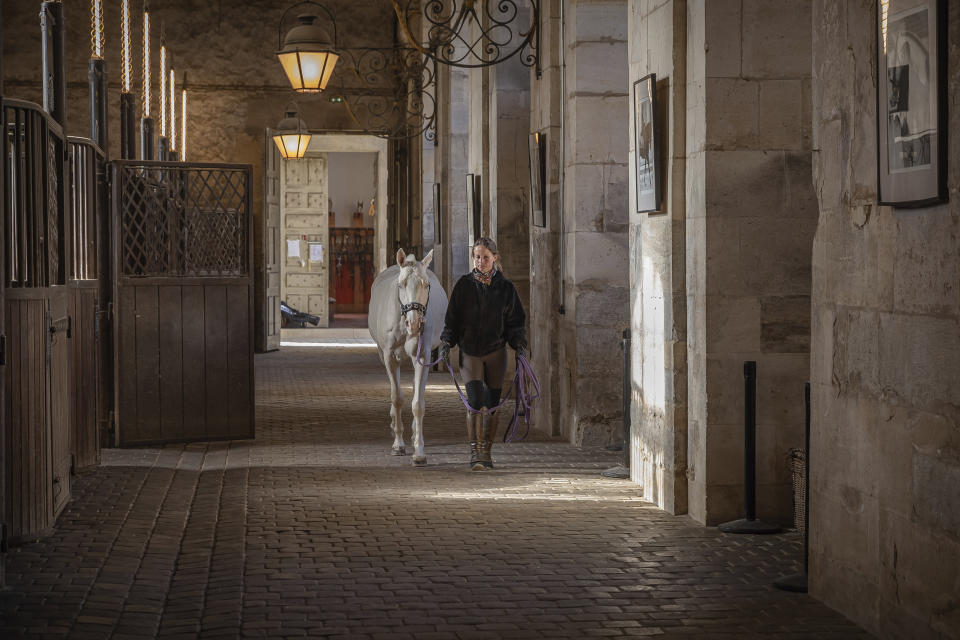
[439,237,527,471]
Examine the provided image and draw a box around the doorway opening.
[263,134,388,345]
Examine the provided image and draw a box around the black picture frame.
[529,131,546,227]
[473,174,483,240]
[466,173,483,242]
[633,73,661,213]
[433,182,442,244]
[876,0,948,207]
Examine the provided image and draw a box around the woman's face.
[473,245,496,273]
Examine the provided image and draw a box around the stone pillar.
[627,0,688,513]
[435,62,471,290]
[528,0,565,437]
[491,51,531,312]
[685,0,816,526]
[560,0,630,446]
[809,1,960,636]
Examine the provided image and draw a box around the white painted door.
[281,155,330,327]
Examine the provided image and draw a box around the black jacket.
[441,271,527,357]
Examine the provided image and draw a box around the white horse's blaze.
[368,249,448,465]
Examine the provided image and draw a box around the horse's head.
[396,248,434,337]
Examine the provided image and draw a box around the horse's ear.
[421,249,434,269]
[396,248,406,266]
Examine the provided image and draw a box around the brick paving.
[0,345,871,639]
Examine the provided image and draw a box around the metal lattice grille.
[117,164,249,277]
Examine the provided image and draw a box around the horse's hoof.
[392,447,405,456]
[412,456,427,466]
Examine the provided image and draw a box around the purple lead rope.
[416,334,542,442]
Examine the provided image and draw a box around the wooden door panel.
[157,286,184,441]
[281,155,329,327]
[258,130,281,352]
[48,291,71,519]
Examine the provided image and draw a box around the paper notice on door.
[309,243,324,262]
[286,238,301,258]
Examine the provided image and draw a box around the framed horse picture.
[633,73,661,213]
[876,0,948,207]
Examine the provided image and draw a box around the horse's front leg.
[410,358,428,465]
[385,353,405,455]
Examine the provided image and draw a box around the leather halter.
[398,274,430,320]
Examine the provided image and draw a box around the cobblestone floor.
[1,345,871,639]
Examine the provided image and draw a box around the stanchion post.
[90,59,108,152]
[120,93,136,159]
[41,2,67,129]
[719,361,781,534]
[141,117,155,160]
[774,381,811,592]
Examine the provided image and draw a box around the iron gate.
[111,161,254,446]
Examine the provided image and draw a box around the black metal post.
[41,1,68,129]
[804,381,811,571]
[158,136,169,161]
[719,361,781,534]
[140,118,155,161]
[745,361,757,520]
[602,329,632,479]
[774,381,811,592]
[120,93,136,159]
[89,59,108,152]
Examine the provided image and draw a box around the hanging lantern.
[276,2,339,93]
[272,105,312,159]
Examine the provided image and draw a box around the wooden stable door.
[257,131,281,352]
[281,155,330,327]
[112,161,254,446]
[4,290,71,542]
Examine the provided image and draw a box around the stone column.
[627,0,688,513]
[686,0,816,526]
[529,0,566,437]
[434,62,471,290]
[560,0,630,446]
[490,50,531,312]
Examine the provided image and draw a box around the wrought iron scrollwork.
[330,47,437,142]
[390,0,539,71]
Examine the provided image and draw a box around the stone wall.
[627,0,688,514]
[685,0,816,526]
[528,0,565,437]
[810,1,960,636]
[491,38,532,314]
[561,0,630,446]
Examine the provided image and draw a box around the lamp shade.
[277,14,339,93]
[272,110,312,159]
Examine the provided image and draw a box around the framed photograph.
[877,0,947,207]
[633,73,661,213]
[433,182,442,244]
[529,131,546,227]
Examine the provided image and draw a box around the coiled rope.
[416,335,542,443]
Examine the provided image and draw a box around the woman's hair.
[472,237,503,274]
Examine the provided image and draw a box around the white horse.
[368,248,448,465]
